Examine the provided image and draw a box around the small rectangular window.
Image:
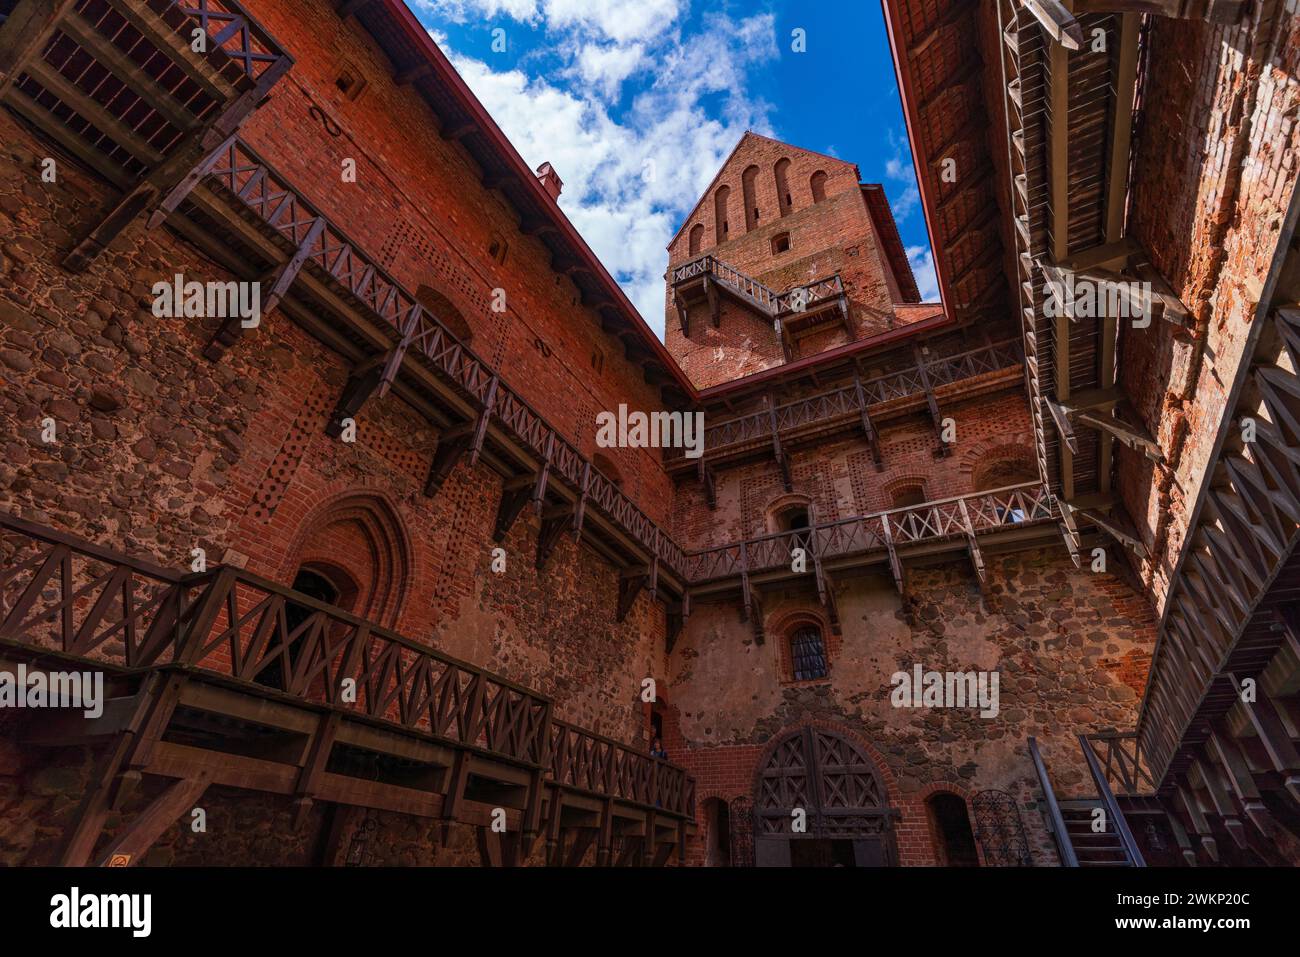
[771,232,791,255]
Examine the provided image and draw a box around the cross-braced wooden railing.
[671,254,843,318]
[203,137,687,575]
[169,0,289,83]
[683,483,1053,583]
[1082,731,1155,797]
[550,722,694,817]
[0,513,693,816]
[666,338,1023,461]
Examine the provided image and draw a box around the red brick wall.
[664,133,928,388]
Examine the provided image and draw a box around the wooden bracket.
[95,771,212,867]
[853,371,884,470]
[697,458,717,510]
[424,425,474,497]
[536,514,569,570]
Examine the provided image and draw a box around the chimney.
[535,162,563,201]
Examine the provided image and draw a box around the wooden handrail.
[1078,733,1146,866]
[1027,736,1079,867]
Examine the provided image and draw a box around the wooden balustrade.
[683,482,1054,584]
[665,338,1022,463]
[0,513,693,816]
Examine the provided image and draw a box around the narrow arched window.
[742,164,760,232]
[714,185,731,244]
[774,158,792,216]
[416,284,473,344]
[688,223,704,256]
[789,625,827,681]
[810,170,828,204]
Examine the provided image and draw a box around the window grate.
[790,626,827,681]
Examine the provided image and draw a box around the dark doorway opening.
[929,793,980,866]
[790,839,857,867]
[259,569,340,692]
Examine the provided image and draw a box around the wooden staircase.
[1028,736,1145,867]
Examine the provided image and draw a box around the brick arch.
[766,606,837,683]
[916,780,987,867]
[957,434,1036,490]
[750,719,900,812]
[763,490,812,533]
[282,489,414,629]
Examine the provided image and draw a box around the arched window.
[774,158,792,217]
[593,452,623,490]
[890,484,927,509]
[927,793,980,866]
[789,624,828,681]
[810,170,828,204]
[688,223,705,256]
[704,798,732,867]
[416,284,473,344]
[713,185,731,244]
[741,164,760,232]
[259,567,351,692]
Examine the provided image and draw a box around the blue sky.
[409,0,937,338]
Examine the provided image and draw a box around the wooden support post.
[565,828,596,867]
[704,274,720,327]
[544,789,565,866]
[958,497,986,584]
[1161,798,1198,866]
[1208,726,1272,837]
[261,217,328,318]
[853,371,884,470]
[572,459,592,539]
[292,712,340,829]
[767,394,792,490]
[882,515,905,594]
[674,291,690,336]
[424,425,474,497]
[617,568,648,623]
[596,799,614,866]
[1176,776,1218,862]
[1230,674,1300,804]
[1191,756,1247,849]
[697,457,717,510]
[96,772,212,867]
[146,131,240,229]
[536,514,569,570]
[469,375,499,469]
[913,344,948,456]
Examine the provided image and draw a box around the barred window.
[790,625,828,681]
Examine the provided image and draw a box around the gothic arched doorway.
[753,727,898,867]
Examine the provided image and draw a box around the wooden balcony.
[0,513,694,866]
[0,0,292,267]
[665,337,1023,472]
[670,254,850,353]
[679,483,1058,644]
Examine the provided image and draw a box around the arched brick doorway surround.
[751,723,899,866]
[282,491,413,629]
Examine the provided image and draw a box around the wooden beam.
[0,0,78,99]
[424,425,473,497]
[95,772,211,866]
[1022,0,1085,49]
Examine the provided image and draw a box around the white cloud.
[436,13,778,335]
[907,244,940,302]
[570,42,648,101]
[416,0,682,44]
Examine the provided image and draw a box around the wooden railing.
[205,138,686,575]
[1082,731,1155,797]
[1078,733,1146,866]
[666,338,1023,461]
[0,513,693,817]
[683,483,1053,583]
[671,255,843,318]
[168,0,291,84]
[1027,736,1078,867]
[550,721,694,816]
